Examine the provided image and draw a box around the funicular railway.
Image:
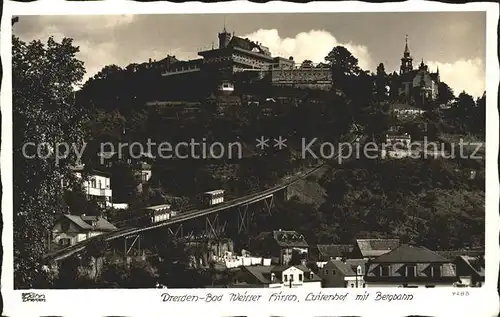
[44,127,362,263]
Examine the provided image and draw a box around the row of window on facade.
[378,264,441,277]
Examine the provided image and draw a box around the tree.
[375,63,388,99]
[324,46,361,78]
[437,82,455,105]
[300,60,314,68]
[13,36,87,288]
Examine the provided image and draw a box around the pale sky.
[14,12,486,97]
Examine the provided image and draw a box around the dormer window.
[431,265,441,277]
[406,265,416,277]
[380,265,389,276]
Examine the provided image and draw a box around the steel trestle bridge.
[45,128,362,263]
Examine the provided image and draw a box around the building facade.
[319,259,367,288]
[235,264,322,288]
[395,36,439,105]
[71,165,113,208]
[52,214,117,247]
[364,244,457,288]
[157,27,333,95]
[253,230,309,265]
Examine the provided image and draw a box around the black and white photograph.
[1,1,499,316]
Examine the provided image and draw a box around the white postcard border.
[1,1,499,317]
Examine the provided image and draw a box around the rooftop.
[355,238,400,257]
[244,264,320,284]
[327,259,368,276]
[317,244,353,257]
[61,214,117,232]
[370,244,451,263]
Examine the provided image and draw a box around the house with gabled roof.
[364,244,456,288]
[351,238,400,259]
[319,259,368,288]
[51,214,117,248]
[454,255,485,287]
[314,244,354,261]
[234,264,322,288]
[253,230,309,265]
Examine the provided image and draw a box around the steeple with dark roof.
[400,35,413,74]
[218,20,232,49]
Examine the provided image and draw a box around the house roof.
[273,230,309,248]
[457,256,485,277]
[244,265,320,284]
[355,239,400,257]
[437,249,485,259]
[317,244,353,257]
[327,259,368,276]
[228,37,271,56]
[370,244,451,263]
[63,214,117,232]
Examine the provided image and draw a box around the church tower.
[218,23,232,49]
[400,35,413,74]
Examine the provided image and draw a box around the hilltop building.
[395,35,440,105]
[153,26,332,97]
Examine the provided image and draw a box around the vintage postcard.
[1,1,499,316]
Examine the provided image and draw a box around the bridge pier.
[124,234,142,256]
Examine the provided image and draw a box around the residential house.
[314,244,354,261]
[454,255,485,287]
[351,239,400,259]
[320,259,367,288]
[234,264,322,288]
[71,165,113,208]
[253,230,309,265]
[135,161,152,193]
[52,214,117,247]
[364,244,457,288]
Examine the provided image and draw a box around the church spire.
[404,34,410,55]
[400,34,413,74]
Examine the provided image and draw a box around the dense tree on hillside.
[375,63,388,100]
[438,82,455,105]
[13,36,87,288]
[325,46,362,78]
[300,59,314,68]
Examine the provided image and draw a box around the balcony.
[87,187,112,198]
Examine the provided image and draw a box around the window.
[431,265,441,277]
[298,274,303,281]
[98,180,102,189]
[290,274,294,282]
[380,265,389,276]
[91,178,96,188]
[332,270,336,275]
[59,238,71,247]
[325,269,329,275]
[350,283,355,288]
[406,265,416,278]
[283,274,288,282]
